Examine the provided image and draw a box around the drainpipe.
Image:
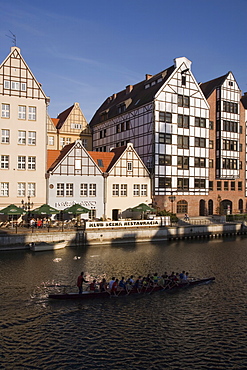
[103,172,108,220]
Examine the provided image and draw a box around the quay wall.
[0,223,246,250]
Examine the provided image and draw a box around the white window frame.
[80,183,88,196]
[1,104,10,118]
[60,137,65,148]
[18,131,26,145]
[66,138,71,145]
[0,182,9,196]
[120,184,127,196]
[127,162,132,171]
[18,156,26,170]
[18,183,26,197]
[1,155,9,169]
[1,129,10,143]
[48,136,54,146]
[27,183,35,197]
[66,183,73,196]
[141,184,147,196]
[28,106,36,121]
[82,139,88,148]
[89,184,96,196]
[133,184,140,196]
[28,156,36,170]
[11,81,20,90]
[57,183,64,196]
[4,80,10,89]
[28,131,36,145]
[18,105,26,119]
[112,184,119,196]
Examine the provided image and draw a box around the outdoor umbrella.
[31,204,60,215]
[63,204,90,215]
[0,204,27,216]
[131,203,155,213]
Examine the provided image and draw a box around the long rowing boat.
[30,240,67,252]
[48,276,215,300]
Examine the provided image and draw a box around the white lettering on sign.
[85,218,170,229]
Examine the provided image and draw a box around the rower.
[109,277,115,291]
[99,278,107,292]
[111,278,119,295]
[88,279,97,292]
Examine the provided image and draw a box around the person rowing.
[134,276,142,293]
[111,278,119,295]
[99,278,108,292]
[87,279,97,292]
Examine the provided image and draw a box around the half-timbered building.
[90,57,210,216]
[0,46,49,208]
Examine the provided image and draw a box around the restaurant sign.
[85,217,170,229]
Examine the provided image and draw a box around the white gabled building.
[90,57,210,216]
[0,47,49,208]
[47,141,152,220]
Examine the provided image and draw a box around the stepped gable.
[47,143,74,171]
[89,65,175,126]
[200,73,229,98]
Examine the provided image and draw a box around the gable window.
[178,95,189,108]
[66,183,73,196]
[0,182,9,196]
[178,135,189,149]
[181,75,186,86]
[1,129,10,143]
[18,106,26,120]
[178,114,189,128]
[4,80,10,89]
[18,156,26,170]
[80,184,88,196]
[1,155,9,169]
[127,162,132,171]
[18,131,26,145]
[159,133,172,144]
[28,131,36,145]
[71,123,82,129]
[28,106,36,120]
[159,111,172,123]
[113,184,119,196]
[1,104,10,118]
[57,183,64,196]
[121,184,127,196]
[89,184,96,196]
[28,156,36,170]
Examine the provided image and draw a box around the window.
[18,106,26,119]
[159,154,171,166]
[240,126,243,134]
[121,184,127,196]
[195,117,206,128]
[178,95,189,107]
[80,184,88,196]
[223,120,238,133]
[118,104,126,114]
[27,183,35,197]
[209,181,213,191]
[178,114,189,128]
[57,183,64,196]
[60,137,65,147]
[224,181,229,191]
[1,129,10,143]
[177,156,189,169]
[126,121,130,130]
[195,157,206,168]
[209,140,214,149]
[195,179,206,189]
[18,156,26,170]
[159,111,172,123]
[209,159,214,168]
[238,182,242,191]
[0,182,9,196]
[100,129,107,138]
[97,159,104,168]
[239,144,242,152]
[127,162,132,171]
[75,159,81,171]
[116,124,121,133]
[18,183,26,197]
[178,135,189,149]
[209,121,214,130]
[239,161,242,170]
[159,133,172,144]
[1,104,10,118]
[217,181,222,191]
[177,200,188,213]
[28,156,36,170]
[66,138,71,145]
[66,183,73,196]
[28,106,36,120]
[141,184,147,196]
[195,137,206,148]
[121,122,125,132]
[181,75,186,86]
[133,184,140,196]
[222,158,237,169]
[223,101,238,114]
[159,177,171,188]
[223,140,237,151]
[1,155,9,169]
[177,178,189,190]
[82,139,88,148]
[18,131,26,144]
[89,184,96,196]
[4,80,10,89]
[113,184,119,196]
[71,123,82,129]
[231,181,235,191]
[48,136,54,146]
[28,132,36,145]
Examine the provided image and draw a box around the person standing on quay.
[77,272,88,294]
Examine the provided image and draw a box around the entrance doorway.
[112,209,119,221]
[208,199,213,215]
[199,199,206,216]
[221,200,232,215]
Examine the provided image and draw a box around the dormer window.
[97,159,104,167]
[100,111,108,122]
[118,104,126,114]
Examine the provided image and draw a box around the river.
[1,236,247,369]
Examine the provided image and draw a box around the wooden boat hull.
[48,277,215,300]
[30,241,67,252]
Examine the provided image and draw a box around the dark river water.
[1,236,247,369]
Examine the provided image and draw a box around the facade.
[47,141,152,220]
[240,93,247,199]
[47,102,92,151]
[90,57,211,216]
[0,47,49,208]
[200,73,246,215]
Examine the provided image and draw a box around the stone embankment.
[0,220,247,250]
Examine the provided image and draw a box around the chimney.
[126,85,133,94]
[146,74,152,80]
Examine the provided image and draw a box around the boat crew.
[88,279,97,292]
[109,277,115,291]
[111,279,119,295]
[77,272,88,294]
[99,278,108,292]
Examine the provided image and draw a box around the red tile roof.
[47,150,60,170]
[88,151,115,172]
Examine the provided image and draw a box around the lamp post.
[168,194,176,214]
[21,196,33,227]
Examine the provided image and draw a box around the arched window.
[208,200,213,215]
[177,200,188,214]
[199,199,206,216]
[238,199,243,213]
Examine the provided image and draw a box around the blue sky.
[0,0,246,121]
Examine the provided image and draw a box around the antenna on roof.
[6,30,16,46]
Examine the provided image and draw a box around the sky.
[0,0,246,122]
